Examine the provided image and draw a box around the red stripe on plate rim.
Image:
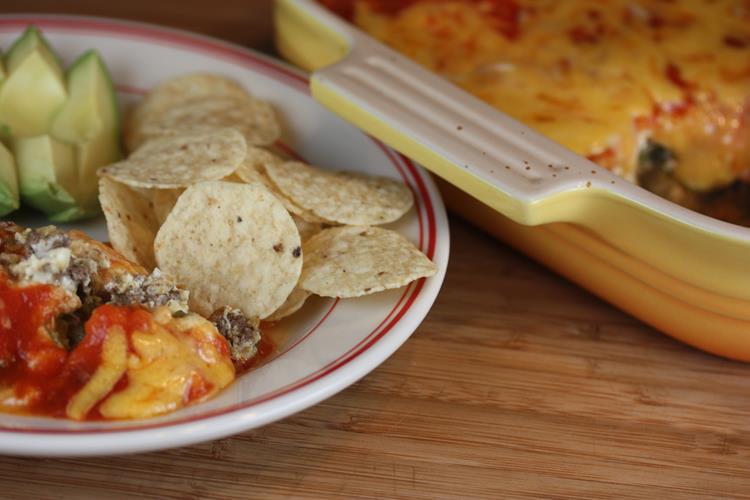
[0,15,309,91]
[0,15,439,434]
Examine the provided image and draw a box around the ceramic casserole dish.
[274,0,750,360]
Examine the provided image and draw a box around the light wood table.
[2,3,750,498]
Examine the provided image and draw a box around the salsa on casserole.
[322,0,750,224]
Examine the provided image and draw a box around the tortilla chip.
[136,96,279,149]
[126,73,253,152]
[99,128,246,189]
[98,177,159,269]
[234,147,279,186]
[299,226,436,298]
[265,287,311,322]
[154,181,302,319]
[239,146,284,173]
[235,148,328,223]
[150,189,183,226]
[292,215,322,242]
[264,161,413,225]
[138,73,249,112]
[269,188,328,224]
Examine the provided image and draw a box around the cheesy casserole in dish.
[322,0,750,224]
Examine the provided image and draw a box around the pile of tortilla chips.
[99,73,436,324]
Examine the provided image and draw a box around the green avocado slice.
[15,135,78,216]
[50,49,122,219]
[0,26,67,138]
[0,142,19,216]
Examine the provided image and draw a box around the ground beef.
[2,227,196,352]
[51,313,85,350]
[49,290,104,350]
[209,306,261,363]
[0,252,21,267]
[67,256,98,296]
[0,223,25,264]
[105,269,189,314]
[21,226,71,256]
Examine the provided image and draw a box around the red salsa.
[0,270,272,420]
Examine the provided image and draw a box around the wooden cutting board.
[1,218,749,499]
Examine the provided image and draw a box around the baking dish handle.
[277,0,628,225]
[310,33,620,226]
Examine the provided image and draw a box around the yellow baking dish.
[274,0,750,360]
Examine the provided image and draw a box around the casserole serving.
[276,0,750,359]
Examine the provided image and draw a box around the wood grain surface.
[2,2,750,499]
[2,219,750,499]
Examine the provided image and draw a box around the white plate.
[0,15,449,456]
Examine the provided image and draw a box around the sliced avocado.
[5,26,64,74]
[15,135,78,216]
[0,26,67,137]
[0,142,19,216]
[0,124,11,146]
[50,50,122,218]
[71,132,120,214]
[48,199,101,223]
[45,136,106,222]
[51,50,120,144]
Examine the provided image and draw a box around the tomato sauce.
[0,284,143,418]
[0,275,72,415]
[0,285,172,419]
[234,329,274,373]
[0,270,272,419]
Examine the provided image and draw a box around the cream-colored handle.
[312,32,626,224]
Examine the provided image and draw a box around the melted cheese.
[351,0,750,189]
[97,310,234,419]
[10,247,74,291]
[66,326,128,420]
